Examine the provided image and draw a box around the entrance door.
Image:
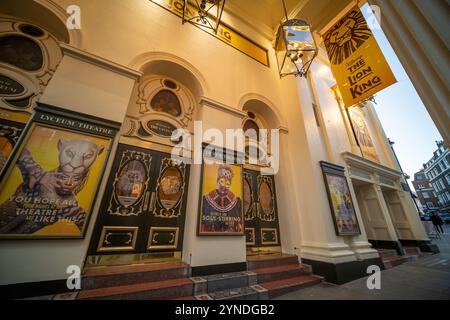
[87,143,190,266]
[244,169,281,255]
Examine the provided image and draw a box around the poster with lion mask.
[0,122,111,239]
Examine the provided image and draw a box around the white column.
[372,176,399,242]
[368,0,450,144]
[345,168,379,260]
[396,190,429,241]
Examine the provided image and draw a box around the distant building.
[423,141,450,209]
[412,170,439,211]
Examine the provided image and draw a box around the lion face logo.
[324,9,372,65]
[58,139,104,175]
[329,18,356,47]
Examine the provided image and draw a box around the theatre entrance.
[85,74,197,268]
[244,168,282,256]
[86,143,190,267]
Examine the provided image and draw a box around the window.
[426,202,434,208]
[150,90,182,117]
[434,183,440,192]
[422,192,430,199]
[444,157,449,169]
[418,184,424,189]
[446,174,450,185]
[243,120,260,142]
[439,162,445,171]
[0,35,44,71]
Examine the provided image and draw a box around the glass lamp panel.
[286,25,315,51]
[275,27,287,74]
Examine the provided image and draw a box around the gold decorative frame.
[153,158,186,219]
[244,172,256,221]
[261,228,278,245]
[97,226,139,252]
[245,228,256,246]
[107,150,152,217]
[257,175,277,222]
[147,227,179,250]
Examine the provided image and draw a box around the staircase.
[78,262,193,300]
[378,247,423,270]
[76,254,321,300]
[248,254,322,299]
[189,254,322,300]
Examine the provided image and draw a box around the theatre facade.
[0,0,445,298]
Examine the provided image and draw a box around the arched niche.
[122,57,205,148]
[0,0,83,113]
[241,99,280,168]
[0,0,80,46]
[129,52,208,102]
[0,18,63,112]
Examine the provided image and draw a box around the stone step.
[382,255,418,269]
[78,278,193,300]
[403,246,422,256]
[247,254,299,270]
[253,264,310,283]
[195,285,270,300]
[81,262,189,290]
[377,249,398,258]
[260,275,322,299]
[200,271,257,293]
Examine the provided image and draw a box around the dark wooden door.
[244,169,281,253]
[88,143,190,256]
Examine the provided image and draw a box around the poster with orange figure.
[321,161,361,236]
[0,109,29,173]
[0,104,117,239]
[198,161,244,236]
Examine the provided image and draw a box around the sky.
[361,4,443,188]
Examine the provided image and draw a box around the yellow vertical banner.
[323,6,396,107]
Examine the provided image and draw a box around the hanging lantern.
[182,0,226,34]
[275,19,318,78]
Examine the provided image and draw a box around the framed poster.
[198,145,244,236]
[348,106,380,164]
[320,161,361,236]
[0,109,29,173]
[0,103,119,239]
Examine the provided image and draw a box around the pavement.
[276,224,450,300]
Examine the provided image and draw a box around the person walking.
[430,212,445,234]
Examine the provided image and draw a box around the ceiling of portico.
[224,0,355,40]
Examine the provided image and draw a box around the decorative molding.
[60,43,142,80]
[200,96,247,118]
[34,0,83,48]
[343,152,403,181]
[97,226,139,253]
[238,92,287,129]
[128,51,209,97]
